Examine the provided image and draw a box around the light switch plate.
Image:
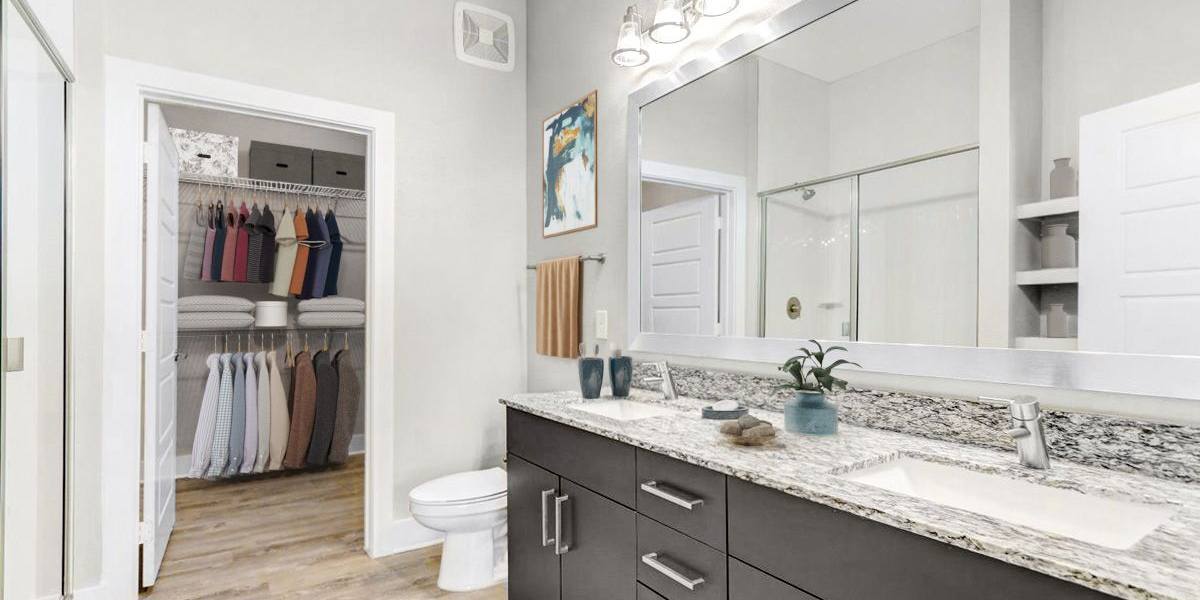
[595,310,609,340]
[3,337,24,372]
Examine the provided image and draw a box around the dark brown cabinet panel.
[727,478,1116,600]
[636,449,727,551]
[506,454,561,600]
[728,558,819,600]
[637,515,727,600]
[560,479,638,600]
[508,408,637,506]
[639,583,669,600]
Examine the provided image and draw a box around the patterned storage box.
[170,128,238,177]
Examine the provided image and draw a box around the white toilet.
[409,467,508,592]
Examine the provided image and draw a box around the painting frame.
[542,89,599,238]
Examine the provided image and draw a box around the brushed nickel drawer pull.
[554,495,570,555]
[540,489,556,547]
[641,480,704,510]
[641,552,705,590]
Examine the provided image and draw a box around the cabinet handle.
[554,494,570,555]
[640,481,704,510]
[641,552,705,590]
[540,489,556,547]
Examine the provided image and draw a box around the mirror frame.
[625,0,1200,401]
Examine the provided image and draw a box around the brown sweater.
[327,350,361,465]
[282,351,317,469]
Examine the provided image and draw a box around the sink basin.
[842,456,1174,549]
[569,400,676,421]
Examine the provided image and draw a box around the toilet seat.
[410,467,507,506]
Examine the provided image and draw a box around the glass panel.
[761,177,852,340]
[857,150,979,346]
[2,2,68,596]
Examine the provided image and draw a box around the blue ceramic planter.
[579,357,605,399]
[785,391,838,435]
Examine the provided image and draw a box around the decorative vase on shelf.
[784,391,838,435]
[1041,223,1077,269]
[1047,303,1070,338]
[1049,157,1077,199]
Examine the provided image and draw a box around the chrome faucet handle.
[981,396,1051,469]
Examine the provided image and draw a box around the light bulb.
[649,0,690,44]
[611,6,649,67]
[696,0,739,17]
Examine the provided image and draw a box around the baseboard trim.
[367,517,443,559]
[67,583,106,600]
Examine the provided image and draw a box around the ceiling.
[753,0,980,83]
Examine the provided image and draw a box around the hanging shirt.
[226,352,246,477]
[306,350,339,466]
[245,205,264,283]
[323,211,343,297]
[183,201,208,280]
[210,203,227,282]
[205,353,234,478]
[240,353,258,474]
[201,207,216,282]
[220,208,238,282]
[288,210,312,296]
[327,348,360,465]
[269,208,297,297]
[234,203,251,282]
[258,206,278,284]
[301,209,331,300]
[253,351,271,473]
[267,350,290,470]
[188,353,222,477]
[283,350,318,469]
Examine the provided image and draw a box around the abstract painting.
[543,90,597,237]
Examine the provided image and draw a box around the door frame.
[100,57,403,599]
[639,160,747,337]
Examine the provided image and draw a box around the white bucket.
[254,301,289,328]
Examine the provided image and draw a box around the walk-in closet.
[139,102,372,595]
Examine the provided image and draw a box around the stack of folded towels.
[296,296,365,328]
[179,295,255,330]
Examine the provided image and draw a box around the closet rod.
[179,173,367,201]
[177,327,365,337]
[526,254,606,270]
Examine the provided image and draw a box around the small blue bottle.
[609,349,632,398]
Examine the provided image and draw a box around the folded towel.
[297,297,365,313]
[535,257,581,358]
[296,312,365,328]
[179,295,254,313]
[179,312,256,330]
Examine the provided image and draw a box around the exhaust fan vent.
[454,2,516,72]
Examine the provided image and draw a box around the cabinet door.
[560,479,638,600]
[507,455,561,600]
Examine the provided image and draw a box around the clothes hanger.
[323,330,330,352]
[343,331,350,352]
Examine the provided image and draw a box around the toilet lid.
[410,467,507,505]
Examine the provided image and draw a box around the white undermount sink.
[569,399,676,421]
[842,456,1175,550]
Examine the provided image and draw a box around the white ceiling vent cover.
[454,2,516,72]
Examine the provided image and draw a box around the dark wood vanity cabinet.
[506,409,1117,600]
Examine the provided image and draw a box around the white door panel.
[1079,81,1200,355]
[142,103,179,586]
[640,196,719,335]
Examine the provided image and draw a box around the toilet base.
[437,529,507,592]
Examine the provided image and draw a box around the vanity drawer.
[727,478,1117,600]
[639,583,668,600]
[636,449,726,550]
[637,514,727,600]
[507,408,636,507]
[728,558,818,600]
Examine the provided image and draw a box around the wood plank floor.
[142,456,506,599]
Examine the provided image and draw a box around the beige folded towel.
[535,256,581,359]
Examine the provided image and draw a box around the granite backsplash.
[631,362,1200,484]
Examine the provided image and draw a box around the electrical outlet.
[595,310,609,340]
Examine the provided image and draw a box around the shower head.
[801,187,816,201]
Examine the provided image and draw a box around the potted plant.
[779,340,859,435]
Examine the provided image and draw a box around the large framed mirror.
[627,0,1200,400]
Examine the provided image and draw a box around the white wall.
[756,57,829,192]
[70,0,526,591]
[24,0,73,71]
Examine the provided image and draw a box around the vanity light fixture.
[613,0,739,67]
[611,6,650,67]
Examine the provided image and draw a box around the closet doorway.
[102,59,400,600]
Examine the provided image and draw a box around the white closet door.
[142,102,180,586]
[1079,81,1200,356]
[640,196,720,335]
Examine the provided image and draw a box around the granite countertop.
[500,390,1200,600]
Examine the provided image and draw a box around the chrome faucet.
[643,361,677,400]
[983,396,1051,469]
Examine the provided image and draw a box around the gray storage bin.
[312,149,366,190]
[249,141,313,184]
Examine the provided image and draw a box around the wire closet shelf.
[178,173,366,202]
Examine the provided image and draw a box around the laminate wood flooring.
[141,456,506,599]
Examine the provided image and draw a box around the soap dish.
[702,405,749,420]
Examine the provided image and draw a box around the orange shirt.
[288,209,310,295]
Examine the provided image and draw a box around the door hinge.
[137,521,153,545]
[138,330,149,352]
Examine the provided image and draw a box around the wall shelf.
[1014,336,1078,351]
[1016,196,1079,220]
[1016,267,1078,285]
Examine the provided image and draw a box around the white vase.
[1041,223,1076,269]
[1049,157,1077,199]
[1047,303,1070,338]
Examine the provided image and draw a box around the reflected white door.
[640,196,719,335]
[2,3,67,597]
[141,103,180,586]
[1079,81,1200,355]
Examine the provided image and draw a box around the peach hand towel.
[535,256,582,358]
